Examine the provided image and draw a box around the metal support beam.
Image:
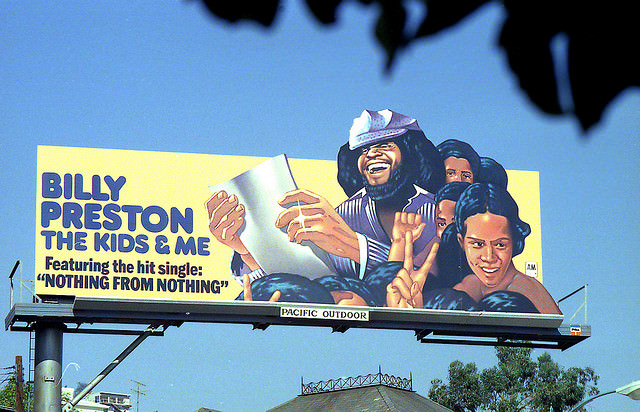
[34,322,63,412]
[62,324,161,412]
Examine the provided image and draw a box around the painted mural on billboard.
[35,109,560,315]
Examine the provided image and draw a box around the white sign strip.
[280,306,369,322]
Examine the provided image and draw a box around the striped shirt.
[332,185,437,280]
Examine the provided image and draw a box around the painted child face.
[458,212,513,288]
[444,156,473,183]
[435,199,456,238]
[357,141,402,186]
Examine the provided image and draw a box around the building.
[266,369,453,412]
[62,388,132,412]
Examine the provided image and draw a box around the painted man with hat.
[206,109,444,304]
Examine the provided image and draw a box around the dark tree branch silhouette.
[194,0,639,133]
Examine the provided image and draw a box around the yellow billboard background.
[35,146,543,301]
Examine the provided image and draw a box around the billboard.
[35,109,560,318]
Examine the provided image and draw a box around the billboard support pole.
[62,323,160,412]
[34,322,63,412]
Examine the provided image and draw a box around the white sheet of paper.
[209,154,337,279]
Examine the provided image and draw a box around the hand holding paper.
[208,155,337,279]
[204,190,260,271]
[275,188,360,263]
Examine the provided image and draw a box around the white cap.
[348,109,421,150]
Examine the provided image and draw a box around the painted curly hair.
[454,183,530,256]
[336,129,445,197]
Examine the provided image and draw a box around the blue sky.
[2,1,639,411]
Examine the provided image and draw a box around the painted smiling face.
[458,211,513,288]
[444,156,473,183]
[357,142,402,186]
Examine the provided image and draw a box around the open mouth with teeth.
[476,265,504,287]
[366,162,391,174]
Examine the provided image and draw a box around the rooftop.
[268,369,452,412]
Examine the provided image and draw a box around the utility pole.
[15,356,24,412]
[130,379,147,412]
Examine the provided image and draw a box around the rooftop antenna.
[131,379,147,412]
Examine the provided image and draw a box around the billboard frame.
[6,297,589,350]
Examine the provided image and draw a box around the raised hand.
[386,231,439,309]
[388,212,426,262]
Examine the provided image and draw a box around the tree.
[428,346,599,412]
[193,0,639,133]
[0,377,81,412]
[0,376,33,412]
